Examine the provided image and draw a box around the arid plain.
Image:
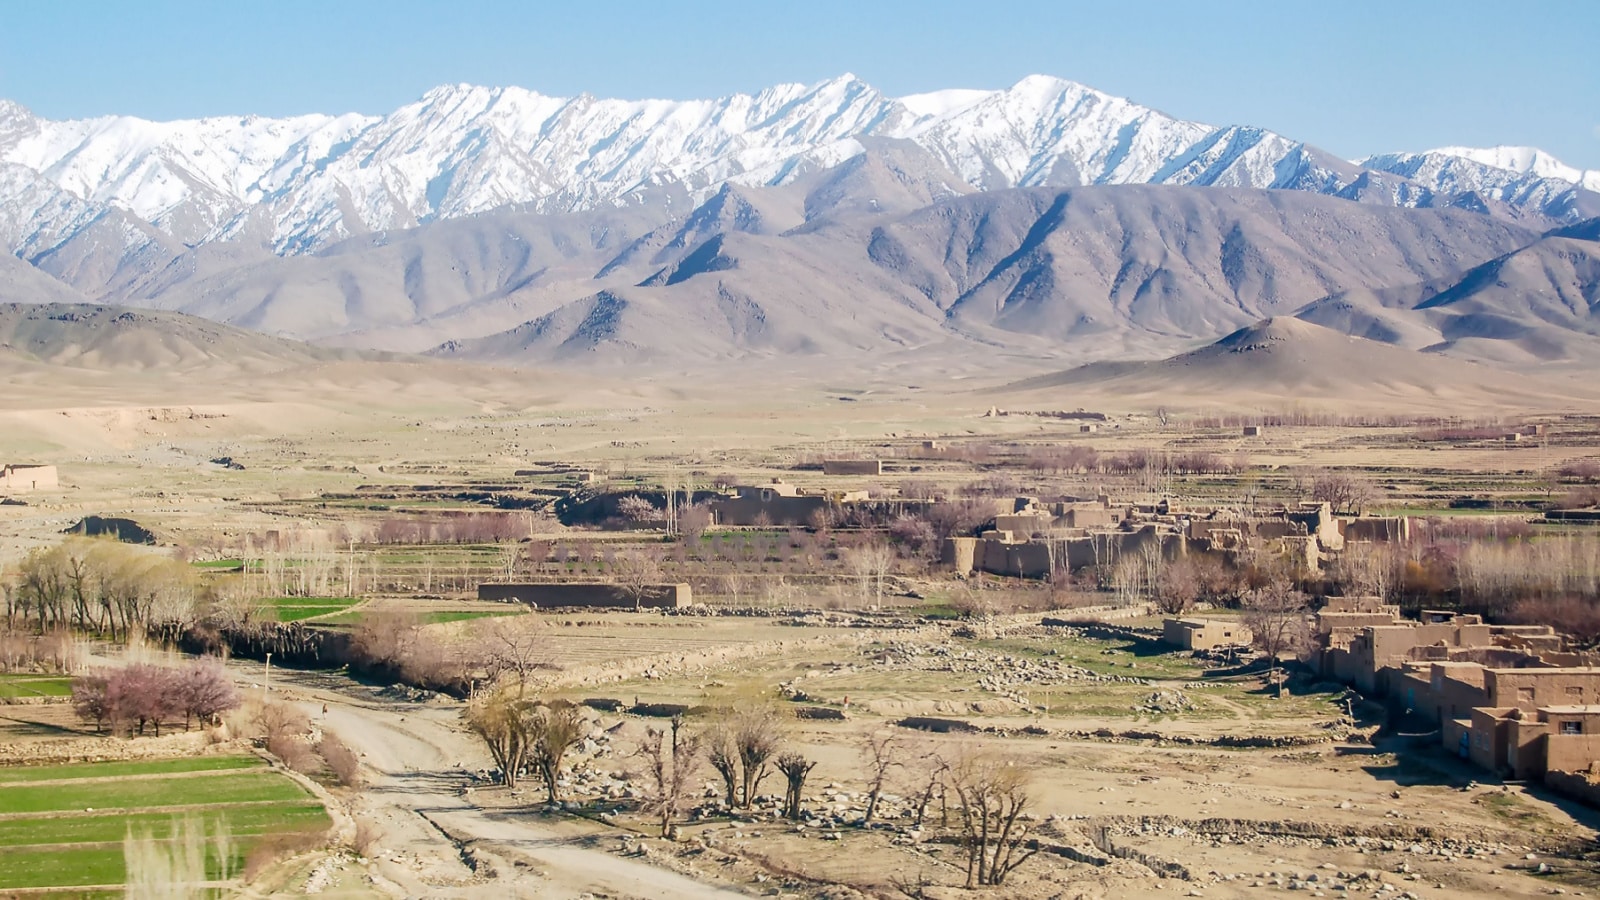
[4,323,1600,899]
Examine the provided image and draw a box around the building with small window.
[1162,617,1253,651]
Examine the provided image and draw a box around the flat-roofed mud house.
[709,481,837,527]
[0,464,57,492]
[1307,600,1600,802]
[1163,617,1253,650]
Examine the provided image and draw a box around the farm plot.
[0,754,329,894]
[0,673,73,699]
[267,596,360,622]
[538,617,859,669]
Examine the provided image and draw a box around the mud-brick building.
[0,464,57,492]
[709,481,833,527]
[1162,617,1253,650]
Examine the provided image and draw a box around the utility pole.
[263,652,272,705]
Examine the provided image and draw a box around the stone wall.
[478,582,692,609]
[709,494,829,526]
[821,459,883,476]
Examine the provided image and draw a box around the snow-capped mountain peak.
[0,75,1593,260]
[1429,145,1600,190]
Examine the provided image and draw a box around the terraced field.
[0,754,329,895]
[266,596,360,622]
[0,673,73,699]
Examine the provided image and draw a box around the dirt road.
[238,663,749,899]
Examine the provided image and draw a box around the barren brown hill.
[434,185,1542,365]
[997,316,1600,412]
[0,302,382,373]
[1294,225,1600,364]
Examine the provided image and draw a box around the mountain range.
[2,75,1597,368]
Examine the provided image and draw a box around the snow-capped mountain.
[1390,145,1599,192]
[1360,145,1600,220]
[4,75,1595,262]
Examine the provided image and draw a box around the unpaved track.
[237,663,749,899]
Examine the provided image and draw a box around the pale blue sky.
[2,0,1596,167]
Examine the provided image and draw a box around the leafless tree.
[776,751,818,820]
[1311,470,1379,515]
[479,614,547,696]
[705,701,785,809]
[316,732,363,787]
[466,691,531,789]
[903,750,949,830]
[707,725,740,809]
[679,503,712,548]
[612,550,663,610]
[945,748,1039,888]
[1340,542,1402,603]
[635,717,702,837]
[923,498,992,544]
[72,672,111,732]
[1153,556,1203,615]
[528,701,585,805]
[844,538,895,607]
[716,571,753,607]
[257,700,318,773]
[1242,580,1311,698]
[859,731,901,825]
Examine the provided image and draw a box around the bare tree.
[679,503,712,549]
[528,701,585,805]
[479,614,547,696]
[859,731,902,825]
[1242,580,1311,698]
[945,748,1039,888]
[734,704,783,809]
[1311,470,1379,515]
[317,732,363,787]
[612,550,663,610]
[776,751,818,820]
[465,692,531,789]
[706,725,740,809]
[1341,542,1402,603]
[635,717,702,837]
[257,700,318,773]
[715,571,753,607]
[844,539,895,607]
[1153,556,1203,615]
[705,701,785,809]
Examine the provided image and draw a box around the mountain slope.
[125,204,671,345]
[998,317,1597,409]
[433,185,1542,364]
[1295,228,1600,363]
[0,302,379,372]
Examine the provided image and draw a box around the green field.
[266,596,359,622]
[0,755,260,784]
[0,673,73,699]
[0,771,308,815]
[421,610,519,625]
[316,607,518,626]
[0,754,329,893]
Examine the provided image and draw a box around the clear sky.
[2,0,1597,168]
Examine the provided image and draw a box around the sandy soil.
[226,659,751,899]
